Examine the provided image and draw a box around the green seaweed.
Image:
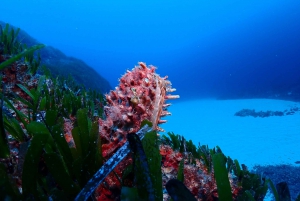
[142,130,163,201]
[87,121,103,174]
[198,144,213,173]
[4,97,29,128]
[166,132,181,150]
[244,190,256,201]
[0,23,44,74]
[166,179,196,201]
[51,123,74,174]
[185,139,199,158]
[128,132,155,201]
[44,152,79,196]
[0,163,22,200]
[0,44,45,71]
[22,122,51,199]
[0,88,10,158]
[15,76,45,122]
[267,179,280,201]
[212,152,233,201]
[122,122,162,201]
[177,160,184,183]
[3,115,26,142]
[76,108,90,157]
[121,187,139,201]
[75,125,152,201]
[0,29,108,200]
[234,162,268,200]
[0,23,23,55]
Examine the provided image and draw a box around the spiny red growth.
[99,62,179,158]
[95,62,179,200]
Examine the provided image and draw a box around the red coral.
[99,62,179,158]
[96,62,179,200]
[160,144,183,169]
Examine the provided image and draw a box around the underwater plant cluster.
[1,23,299,201]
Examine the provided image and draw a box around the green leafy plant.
[1,82,106,200]
[0,24,110,200]
[75,124,152,200]
[0,84,10,158]
[166,179,196,201]
[177,160,184,183]
[141,130,163,200]
[212,150,233,201]
[1,41,105,199]
[0,23,22,55]
[127,132,155,201]
[0,23,45,76]
[0,44,45,71]
[161,133,275,200]
[233,160,268,200]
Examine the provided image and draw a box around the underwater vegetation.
[1,23,299,201]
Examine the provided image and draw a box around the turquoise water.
[1,0,300,100]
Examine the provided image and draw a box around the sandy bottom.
[162,98,300,170]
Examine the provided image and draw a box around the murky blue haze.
[1,0,300,100]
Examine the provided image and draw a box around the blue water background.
[1,0,300,100]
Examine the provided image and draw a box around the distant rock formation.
[0,21,112,93]
[234,106,299,118]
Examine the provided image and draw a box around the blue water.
[1,0,300,100]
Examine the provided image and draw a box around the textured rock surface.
[0,21,112,93]
[253,165,300,201]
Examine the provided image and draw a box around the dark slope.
[0,21,112,93]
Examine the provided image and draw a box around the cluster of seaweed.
[1,23,299,201]
[162,133,278,200]
[0,23,43,75]
[0,24,105,200]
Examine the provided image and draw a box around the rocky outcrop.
[0,21,112,93]
[234,106,299,118]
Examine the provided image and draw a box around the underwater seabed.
[162,98,300,200]
[1,22,299,200]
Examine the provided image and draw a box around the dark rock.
[252,164,300,201]
[234,107,299,118]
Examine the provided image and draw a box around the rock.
[0,21,112,93]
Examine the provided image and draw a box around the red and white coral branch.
[99,62,179,158]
